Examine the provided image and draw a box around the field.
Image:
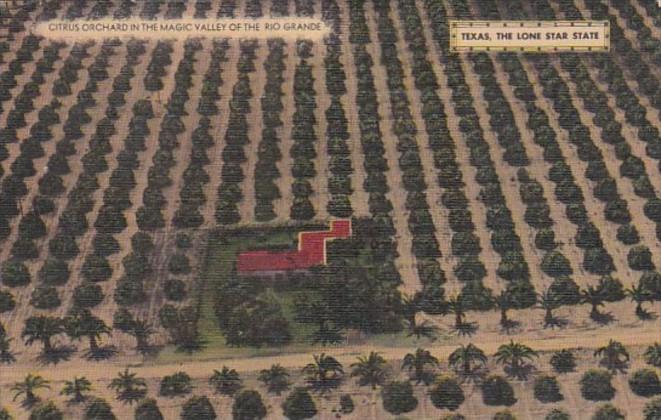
[0,0,660,419]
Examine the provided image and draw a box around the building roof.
[236,220,352,273]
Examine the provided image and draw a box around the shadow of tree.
[37,345,76,365]
[84,345,117,361]
[452,322,478,337]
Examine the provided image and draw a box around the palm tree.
[494,340,538,378]
[625,285,654,319]
[401,348,439,385]
[209,366,242,396]
[493,291,514,328]
[130,318,154,354]
[405,319,439,341]
[538,289,562,328]
[302,353,344,393]
[11,374,50,408]
[21,316,64,354]
[594,339,629,372]
[108,369,147,404]
[114,309,153,354]
[258,364,290,395]
[311,321,344,346]
[400,294,421,326]
[351,351,388,389]
[448,343,488,379]
[0,328,15,364]
[65,309,112,355]
[644,343,661,368]
[581,286,605,320]
[60,376,92,404]
[446,295,467,330]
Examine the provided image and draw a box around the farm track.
[359,2,420,294]
[1,320,659,382]
[414,0,502,293]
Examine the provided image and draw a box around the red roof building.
[236,220,352,274]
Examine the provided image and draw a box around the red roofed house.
[236,220,352,275]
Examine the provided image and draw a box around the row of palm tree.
[8,341,660,414]
[405,278,656,341]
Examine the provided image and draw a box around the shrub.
[583,247,614,275]
[644,397,661,420]
[545,409,570,420]
[442,415,466,420]
[49,233,79,260]
[430,375,464,411]
[534,375,563,403]
[30,286,60,309]
[159,371,193,397]
[92,234,120,257]
[163,279,187,301]
[38,258,70,286]
[282,388,316,420]
[339,394,354,414]
[0,290,15,313]
[29,401,63,420]
[72,283,104,308]
[592,404,624,420]
[2,260,30,287]
[81,255,112,283]
[616,224,639,245]
[580,369,615,401]
[628,245,655,271]
[168,254,191,275]
[629,369,660,397]
[131,232,154,255]
[493,411,516,420]
[541,251,572,277]
[535,228,556,251]
[134,398,163,420]
[232,390,267,420]
[548,276,581,305]
[175,233,192,249]
[84,398,116,420]
[481,375,516,406]
[550,349,576,373]
[0,408,11,420]
[381,381,418,415]
[181,396,216,420]
[645,343,661,367]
